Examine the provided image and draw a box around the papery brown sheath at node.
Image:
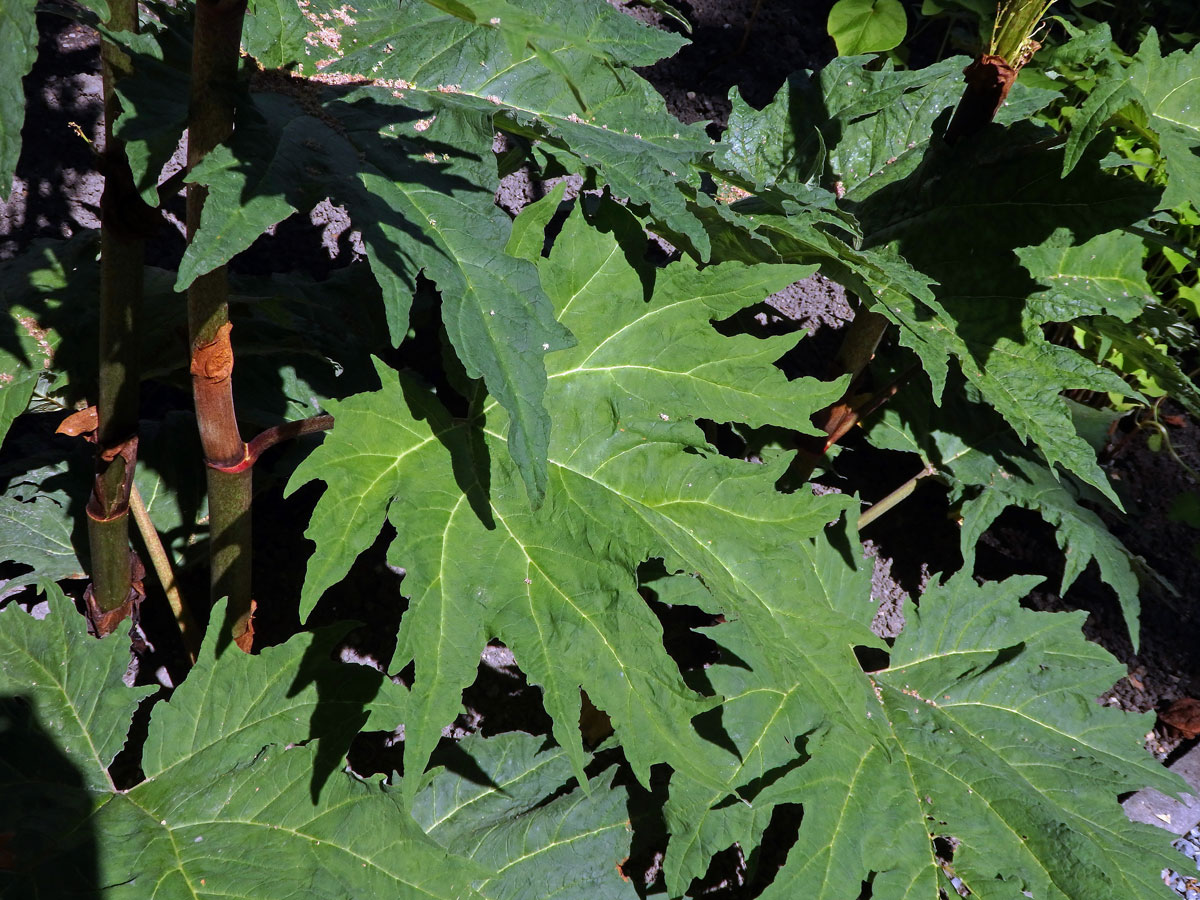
[83,551,145,637]
[57,408,140,479]
[191,320,235,385]
[85,436,139,521]
[944,54,1018,145]
[234,598,257,653]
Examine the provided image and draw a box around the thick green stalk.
[186,0,253,650]
[86,0,150,634]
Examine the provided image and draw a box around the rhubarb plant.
[1,0,1197,897]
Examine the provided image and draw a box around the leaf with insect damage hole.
[0,588,156,896]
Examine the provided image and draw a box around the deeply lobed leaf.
[414,731,638,900]
[719,54,1152,506]
[176,84,572,503]
[870,377,1147,647]
[854,127,1159,504]
[0,595,488,898]
[1064,28,1200,211]
[748,574,1183,899]
[289,197,852,803]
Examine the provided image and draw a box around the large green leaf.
[98,740,482,899]
[1128,31,1200,211]
[854,128,1159,503]
[414,732,638,900]
[245,0,684,73]
[719,59,1137,503]
[0,457,88,591]
[414,0,684,66]
[0,594,485,898]
[3,596,644,900]
[1015,229,1152,325]
[756,574,1184,899]
[857,229,1167,644]
[179,88,572,504]
[646,529,1180,897]
[1064,29,1200,211]
[0,587,153,793]
[240,0,713,257]
[645,515,879,895]
[137,607,387,779]
[0,0,37,201]
[719,55,1057,199]
[660,602,876,894]
[869,377,1147,647]
[0,588,155,895]
[288,197,852,803]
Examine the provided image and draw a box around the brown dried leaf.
[1160,697,1200,738]
[56,406,98,437]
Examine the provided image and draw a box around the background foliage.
[2,0,1198,896]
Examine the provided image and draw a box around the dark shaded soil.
[0,16,102,259]
[616,0,836,133]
